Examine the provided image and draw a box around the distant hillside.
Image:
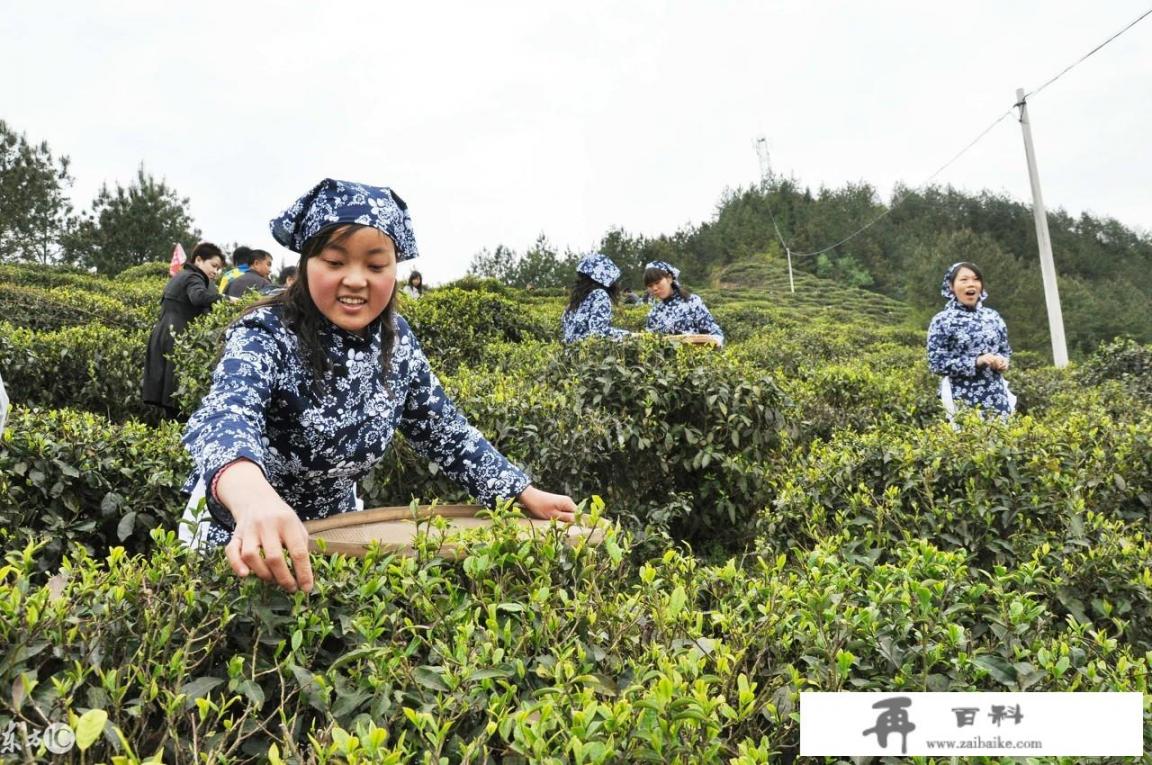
[596,181,1152,360]
[704,258,915,328]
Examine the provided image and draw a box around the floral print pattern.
[576,253,621,288]
[927,265,1014,416]
[645,293,724,344]
[182,307,529,546]
[645,260,681,282]
[561,289,630,344]
[270,178,419,259]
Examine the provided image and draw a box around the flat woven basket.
[303,504,605,558]
[666,333,722,347]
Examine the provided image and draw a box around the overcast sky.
[3,2,1150,281]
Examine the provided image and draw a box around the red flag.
[168,243,187,277]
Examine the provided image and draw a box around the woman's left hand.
[518,485,577,523]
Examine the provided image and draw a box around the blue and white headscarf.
[576,252,621,288]
[941,262,987,307]
[646,260,681,287]
[270,178,419,260]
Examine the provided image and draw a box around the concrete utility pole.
[1015,88,1069,368]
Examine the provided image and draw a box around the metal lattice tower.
[754,137,772,184]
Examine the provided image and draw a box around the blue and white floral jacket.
[645,293,724,343]
[561,289,630,344]
[926,300,1013,415]
[182,307,530,545]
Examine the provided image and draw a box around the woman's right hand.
[215,461,314,593]
[977,354,1009,372]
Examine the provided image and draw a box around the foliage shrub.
[0,407,189,574]
[1,524,1147,763]
[547,338,789,545]
[709,301,780,343]
[0,262,116,293]
[1079,337,1152,404]
[0,321,153,422]
[169,300,242,414]
[437,275,514,296]
[0,282,150,331]
[401,288,552,373]
[776,356,939,440]
[365,337,792,551]
[1006,364,1078,416]
[763,412,1152,572]
[117,260,173,280]
[734,318,922,376]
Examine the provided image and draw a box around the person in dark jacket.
[142,243,228,417]
[225,249,274,298]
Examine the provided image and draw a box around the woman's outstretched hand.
[518,485,577,524]
[216,460,314,594]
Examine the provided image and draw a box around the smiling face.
[646,275,674,301]
[306,226,397,335]
[950,266,983,308]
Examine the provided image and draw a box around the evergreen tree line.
[6,117,1146,358]
[473,178,1152,359]
[0,120,199,275]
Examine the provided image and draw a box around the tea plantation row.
[1,261,1151,763]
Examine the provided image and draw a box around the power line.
[787,109,1015,258]
[1025,6,1152,99]
[766,5,1152,261]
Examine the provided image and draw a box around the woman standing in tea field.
[643,260,725,344]
[561,252,631,343]
[927,261,1015,419]
[182,179,576,593]
[142,242,229,418]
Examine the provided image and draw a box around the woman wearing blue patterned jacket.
[643,261,724,344]
[927,262,1015,418]
[182,178,577,594]
[561,253,631,343]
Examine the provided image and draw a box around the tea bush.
[0,407,189,574]
[2,522,1147,763]
[775,356,940,440]
[0,262,118,293]
[0,282,150,331]
[118,260,173,280]
[763,411,1152,570]
[4,259,1152,760]
[362,336,791,552]
[401,288,553,373]
[0,321,153,422]
[1079,337,1152,404]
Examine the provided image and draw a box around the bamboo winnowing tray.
[303,504,605,558]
